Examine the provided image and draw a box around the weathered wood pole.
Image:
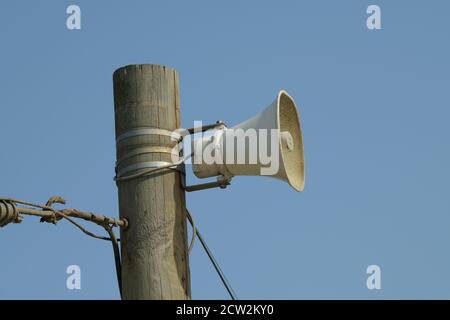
[113,64,190,299]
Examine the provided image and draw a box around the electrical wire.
[1,198,123,298]
[104,225,123,299]
[187,208,197,254]
[0,197,127,229]
[50,210,123,298]
[186,208,238,300]
[4,162,235,301]
[54,210,114,241]
[0,198,116,241]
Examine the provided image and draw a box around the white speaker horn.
[192,90,305,192]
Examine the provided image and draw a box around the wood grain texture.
[113,64,190,300]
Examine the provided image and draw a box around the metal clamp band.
[115,146,180,169]
[116,128,181,144]
[116,161,179,177]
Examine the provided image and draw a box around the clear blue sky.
[0,0,449,299]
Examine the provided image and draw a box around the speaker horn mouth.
[277,90,305,192]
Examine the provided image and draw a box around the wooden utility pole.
[113,64,191,299]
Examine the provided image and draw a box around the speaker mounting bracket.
[184,120,227,136]
[181,165,232,192]
[178,120,232,192]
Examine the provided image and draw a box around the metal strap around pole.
[116,161,179,177]
[115,146,180,168]
[115,127,183,178]
[116,127,181,144]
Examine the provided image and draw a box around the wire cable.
[0,198,117,241]
[0,197,127,228]
[104,225,123,299]
[186,208,238,300]
[187,208,197,254]
[1,198,123,298]
[54,210,114,241]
